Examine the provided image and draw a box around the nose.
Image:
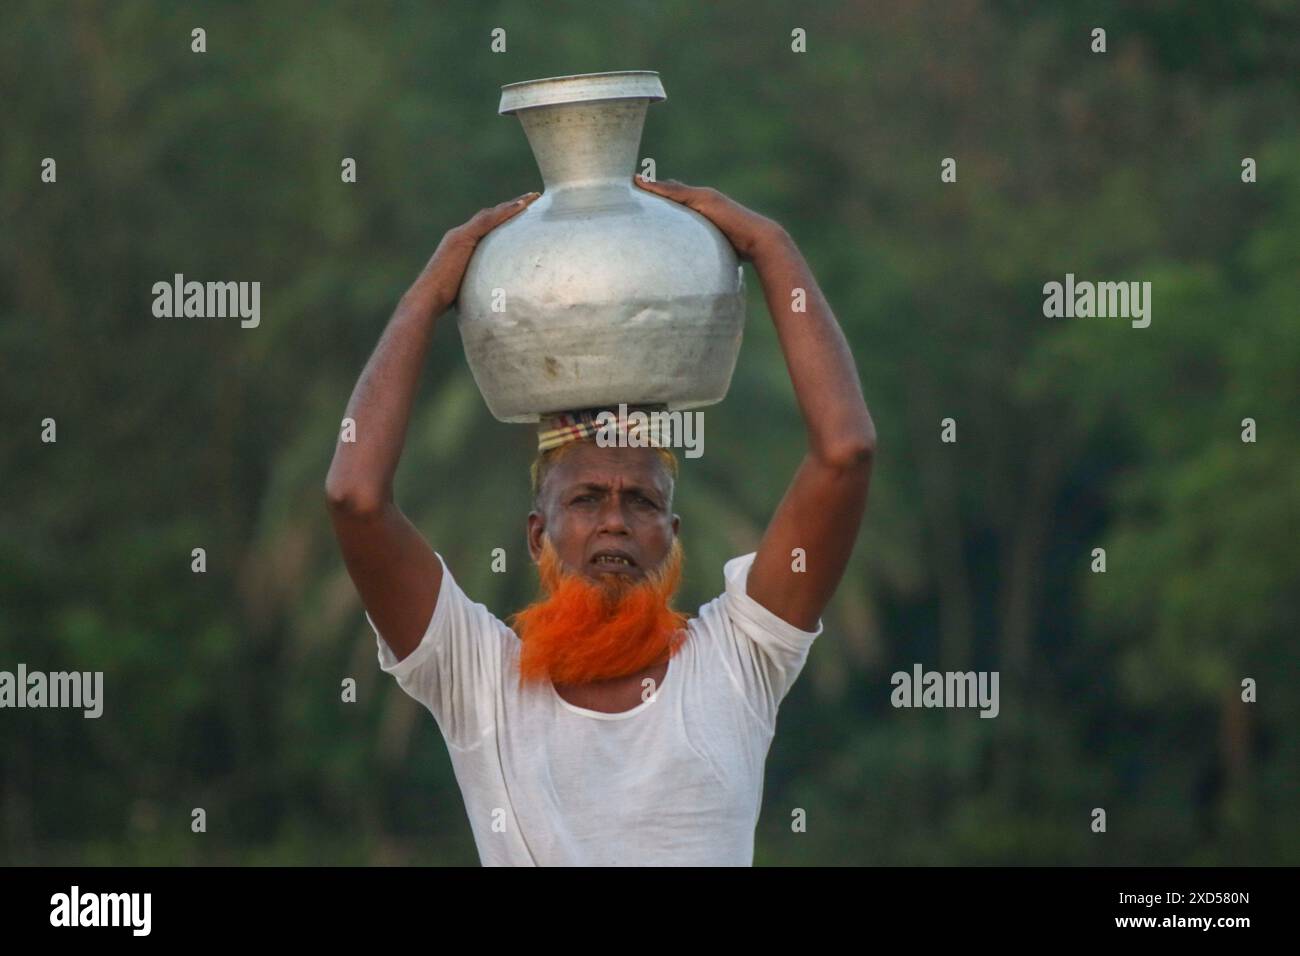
[595,492,631,534]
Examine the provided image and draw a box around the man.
[325,175,876,865]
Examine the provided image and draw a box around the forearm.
[751,228,876,464]
[325,278,445,511]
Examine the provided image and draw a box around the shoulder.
[375,553,517,677]
[691,552,825,720]
[714,552,824,649]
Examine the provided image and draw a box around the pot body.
[457,71,745,423]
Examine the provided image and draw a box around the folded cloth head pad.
[536,404,674,452]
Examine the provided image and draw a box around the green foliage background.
[2,0,1297,865]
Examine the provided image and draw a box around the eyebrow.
[564,481,664,503]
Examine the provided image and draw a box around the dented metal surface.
[457,71,746,423]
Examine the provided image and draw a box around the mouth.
[590,549,639,575]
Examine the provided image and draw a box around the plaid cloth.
[537,404,672,452]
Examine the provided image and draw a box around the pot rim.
[499,70,666,115]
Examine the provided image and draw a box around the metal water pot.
[456,71,746,423]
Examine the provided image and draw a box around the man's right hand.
[412,191,541,313]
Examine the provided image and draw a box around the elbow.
[324,475,389,518]
[816,433,877,471]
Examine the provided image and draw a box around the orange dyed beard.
[511,535,689,687]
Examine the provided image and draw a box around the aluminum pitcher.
[456,71,746,423]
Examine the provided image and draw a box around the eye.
[572,494,596,504]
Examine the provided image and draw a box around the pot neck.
[517,99,650,191]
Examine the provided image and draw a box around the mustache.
[510,536,688,686]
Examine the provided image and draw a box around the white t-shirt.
[369,551,823,866]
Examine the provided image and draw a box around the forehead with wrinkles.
[535,442,675,511]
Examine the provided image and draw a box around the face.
[527,443,680,584]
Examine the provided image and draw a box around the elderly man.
[325,175,876,865]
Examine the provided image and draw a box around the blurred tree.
[1,0,1295,865]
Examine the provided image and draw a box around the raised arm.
[325,192,540,661]
[634,176,876,630]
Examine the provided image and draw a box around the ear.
[527,511,544,562]
[671,513,681,537]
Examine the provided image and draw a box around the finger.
[489,192,541,220]
[634,174,695,195]
[495,191,541,223]
[464,192,540,238]
[635,176,717,214]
